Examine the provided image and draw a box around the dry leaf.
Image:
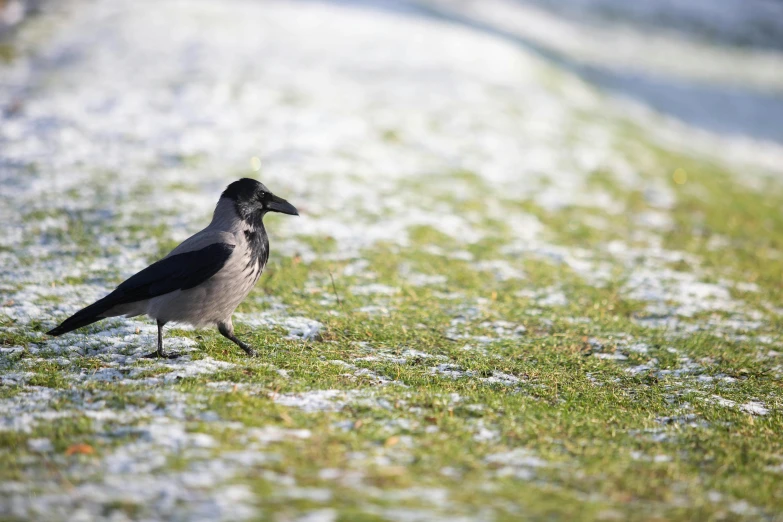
[65,443,94,456]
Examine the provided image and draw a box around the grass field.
[1,1,782,521]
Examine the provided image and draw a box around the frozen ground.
[1,0,782,520]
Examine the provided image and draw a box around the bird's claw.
[142,350,182,359]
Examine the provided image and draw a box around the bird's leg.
[142,320,181,359]
[218,320,256,357]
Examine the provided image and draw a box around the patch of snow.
[473,260,526,281]
[705,395,770,415]
[349,284,401,296]
[273,390,350,413]
[236,313,323,340]
[27,438,53,453]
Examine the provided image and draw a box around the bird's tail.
[47,298,114,336]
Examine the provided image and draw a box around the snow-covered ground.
[1,0,781,520]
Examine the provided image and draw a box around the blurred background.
[3,0,783,153]
[351,0,783,148]
[2,0,783,329]
[428,0,783,147]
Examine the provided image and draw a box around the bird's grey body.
[47,179,298,358]
[116,203,264,327]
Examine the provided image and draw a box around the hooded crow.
[47,178,298,358]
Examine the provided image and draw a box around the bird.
[47,178,298,358]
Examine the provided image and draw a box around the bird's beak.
[266,194,299,216]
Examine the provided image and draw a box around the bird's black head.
[221,178,298,227]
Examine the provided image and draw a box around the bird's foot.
[239,344,257,357]
[142,350,182,359]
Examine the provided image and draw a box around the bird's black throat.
[233,199,270,269]
[244,226,269,270]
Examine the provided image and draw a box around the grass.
[4,149,782,520]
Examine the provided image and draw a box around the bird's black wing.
[110,242,235,304]
[48,243,235,336]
